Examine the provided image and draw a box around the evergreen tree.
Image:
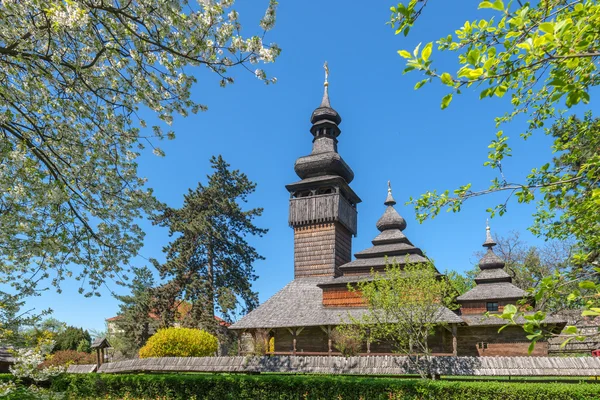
[151,156,267,332]
[53,326,91,352]
[113,266,158,357]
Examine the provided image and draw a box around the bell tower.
[286,63,361,278]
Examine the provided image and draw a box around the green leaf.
[467,49,480,65]
[478,1,494,9]
[579,280,596,290]
[440,73,453,86]
[398,50,412,59]
[494,85,507,97]
[441,93,453,109]
[414,79,428,90]
[421,42,432,61]
[582,310,600,317]
[539,22,554,34]
[564,325,577,335]
[492,0,504,11]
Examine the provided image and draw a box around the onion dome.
[293,62,354,183]
[310,80,342,126]
[478,223,505,270]
[456,222,526,303]
[338,181,428,275]
[376,181,407,231]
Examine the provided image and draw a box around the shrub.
[331,325,362,357]
[138,327,218,358]
[50,373,600,400]
[41,350,96,367]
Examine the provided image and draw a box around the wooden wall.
[456,326,548,356]
[273,327,329,353]
[293,222,352,278]
[289,193,357,235]
[460,300,520,315]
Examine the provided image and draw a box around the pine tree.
[151,155,267,332]
[113,266,158,357]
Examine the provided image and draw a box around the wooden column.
[237,331,243,356]
[287,327,304,355]
[452,324,458,356]
[95,348,101,369]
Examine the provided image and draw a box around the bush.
[138,327,218,358]
[50,373,600,400]
[331,325,363,357]
[41,350,96,368]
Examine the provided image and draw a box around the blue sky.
[24,1,579,332]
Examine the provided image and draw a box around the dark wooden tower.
[285,64,361,278]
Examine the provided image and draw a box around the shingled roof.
[457,224,526,302]
[338,183,430,274]
[229,277,463,330]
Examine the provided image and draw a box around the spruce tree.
[113,266,158,357]
[152,155,267,332]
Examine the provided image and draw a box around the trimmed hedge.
[50,373,600,400]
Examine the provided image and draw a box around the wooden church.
[229,68,565,357]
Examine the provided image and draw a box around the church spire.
[321,61,331,108]
[483,219,497,248]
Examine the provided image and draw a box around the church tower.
[285,64,361,278]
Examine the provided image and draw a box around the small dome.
[375,183,406,231]
[478,248,505,270]
[311,105,341,125]
[294,152,354,183]
[376,206,407,232]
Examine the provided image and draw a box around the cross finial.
[483,219,496,247]
[384,180,396,206]
[324,61,329,87]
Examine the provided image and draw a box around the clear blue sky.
[25,1,581,332]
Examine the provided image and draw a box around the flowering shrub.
[41,350,96,367]
[10,342,65,382]
[138,328,218,358]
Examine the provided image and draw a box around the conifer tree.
[152,156,267,332]
[113,266,158,357]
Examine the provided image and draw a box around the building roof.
[229,277,462,330]
[339,183,431,274]
[457,224,526,303]
[0,347,14,363]
[456,282,526,301]
[91,336,111,349]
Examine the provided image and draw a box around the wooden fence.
[67,355,600,376]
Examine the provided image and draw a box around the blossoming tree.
[0,0,280,298]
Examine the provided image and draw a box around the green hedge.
[50,373,600,400]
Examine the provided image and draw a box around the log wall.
[456,326,548,356]
[293,222,352,278]
[289,193,357,235]
[461,300,518,315]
